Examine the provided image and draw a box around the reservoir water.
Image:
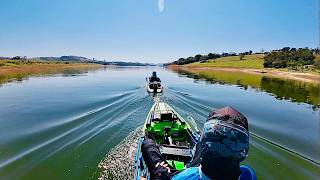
[0,67,319,179]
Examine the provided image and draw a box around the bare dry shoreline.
[169,65,320,84]
[0,63,100,74]
[0,63,102,84]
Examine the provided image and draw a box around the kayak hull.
[134,102,200,179]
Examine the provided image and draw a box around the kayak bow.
[134,102,200,179]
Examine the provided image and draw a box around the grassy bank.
[0,60,101,85]
[189,54,265,69]
[186,54,320,73]
[0,59,76,67]
[171,54,320,83]
[169,63,319,85]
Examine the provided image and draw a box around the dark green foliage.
[312,48,320,54]
[260,77,319,107]
[194,54,202,61]
[170,47,318,67]
[240,54,245,60]
[172,53,221,65]
[314,58,320,69]
[208,53,221,59]
[12,56,21,60]
[263,47,315,68]
[290,48,297,52]
[241,51,252,55]
[172,56,196,65]
[200,55,209,61]
[271,60,286,68]
[281,47,291,51]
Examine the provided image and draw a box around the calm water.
[0,67,319,179]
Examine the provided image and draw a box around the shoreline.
[169,65,320,84]
[0,63,102,84]
[0,63,101,73]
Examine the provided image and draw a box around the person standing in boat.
[141,107,255,180]
[149,71,161,82]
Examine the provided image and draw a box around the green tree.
[194,54,202,61]
[314,57,320,69]
[208,53,214,59]
[207,53,220,59]
[240,53,245,60]
[290,48,297,52]
[282,47,291,51]
[263,47,315,68]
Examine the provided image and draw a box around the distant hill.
[2,55,158,66]
[39,56,89,62]
[98,61,156,66]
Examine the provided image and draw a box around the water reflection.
[0,66,318,179]
[170,67,320,109]
[260,77,319,108]
[0,66,100,86]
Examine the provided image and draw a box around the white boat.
[146,71,163,93]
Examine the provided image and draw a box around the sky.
[0,0,318,63]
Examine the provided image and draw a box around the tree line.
[170,51,256,65]
[169,47,319,69]
[172,52,243,65]
[263,47,319,69]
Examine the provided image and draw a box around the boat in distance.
[146,71,163,93]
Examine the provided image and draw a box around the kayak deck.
[135,102,199,177]
[145,103,195,147]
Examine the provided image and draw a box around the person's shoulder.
[172,167,199,180]
[240,165,257,180]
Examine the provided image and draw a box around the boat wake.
[0,86,153,179]
[97,127,143,180]
[97,86,320,180]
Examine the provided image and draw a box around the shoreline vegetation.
[168,65,320,108]
[167,47,320,84]
[0,55,154,85]
[169,64,319,84]
[0,59,101,84]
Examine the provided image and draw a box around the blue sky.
[0,0,318,63]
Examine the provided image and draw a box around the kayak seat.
[160,113,173,122]
[166,160,185,171]
[160,146,192,157]
[148,121,189,144]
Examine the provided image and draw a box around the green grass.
[0,59,74,67]
[190,54,265,69]
[0,60,100,85]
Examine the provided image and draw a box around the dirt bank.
[0,63,100,75]
[169,65,320,84]
[0,63,101,84]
